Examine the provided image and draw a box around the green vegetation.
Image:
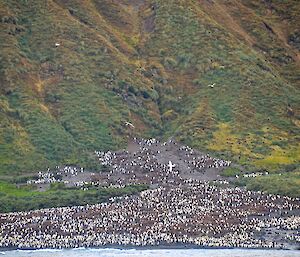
[0,182,147,213]
[221,167,243,177]
[0,0,299,199]
[235,172,300,198]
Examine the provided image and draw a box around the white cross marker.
[168,161,176,173]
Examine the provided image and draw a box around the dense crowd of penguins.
[93,138,231,187]
[0,180,299,249]
[26,138,231,188]
[1,138,299,249]
[27,166,85,186]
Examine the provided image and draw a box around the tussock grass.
[0,0,299,198]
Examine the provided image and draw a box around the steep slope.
[142,0,300,169]
[0,0,161,175]
[0,0,299,177]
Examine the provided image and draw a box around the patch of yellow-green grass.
[255,145,300,169]
[124,34,141,48]
[208,123,238,150]
[208,123,263,159]
[0,181,38,197]
[208,123,299,170]
[251,126,300,169]
[221,167,243,177]
[244,172,300,198]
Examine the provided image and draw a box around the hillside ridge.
[0,0,299,178]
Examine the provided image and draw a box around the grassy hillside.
[144,0,300,171]
[0,0,299,180]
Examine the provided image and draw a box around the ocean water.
[0,248,299,257]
